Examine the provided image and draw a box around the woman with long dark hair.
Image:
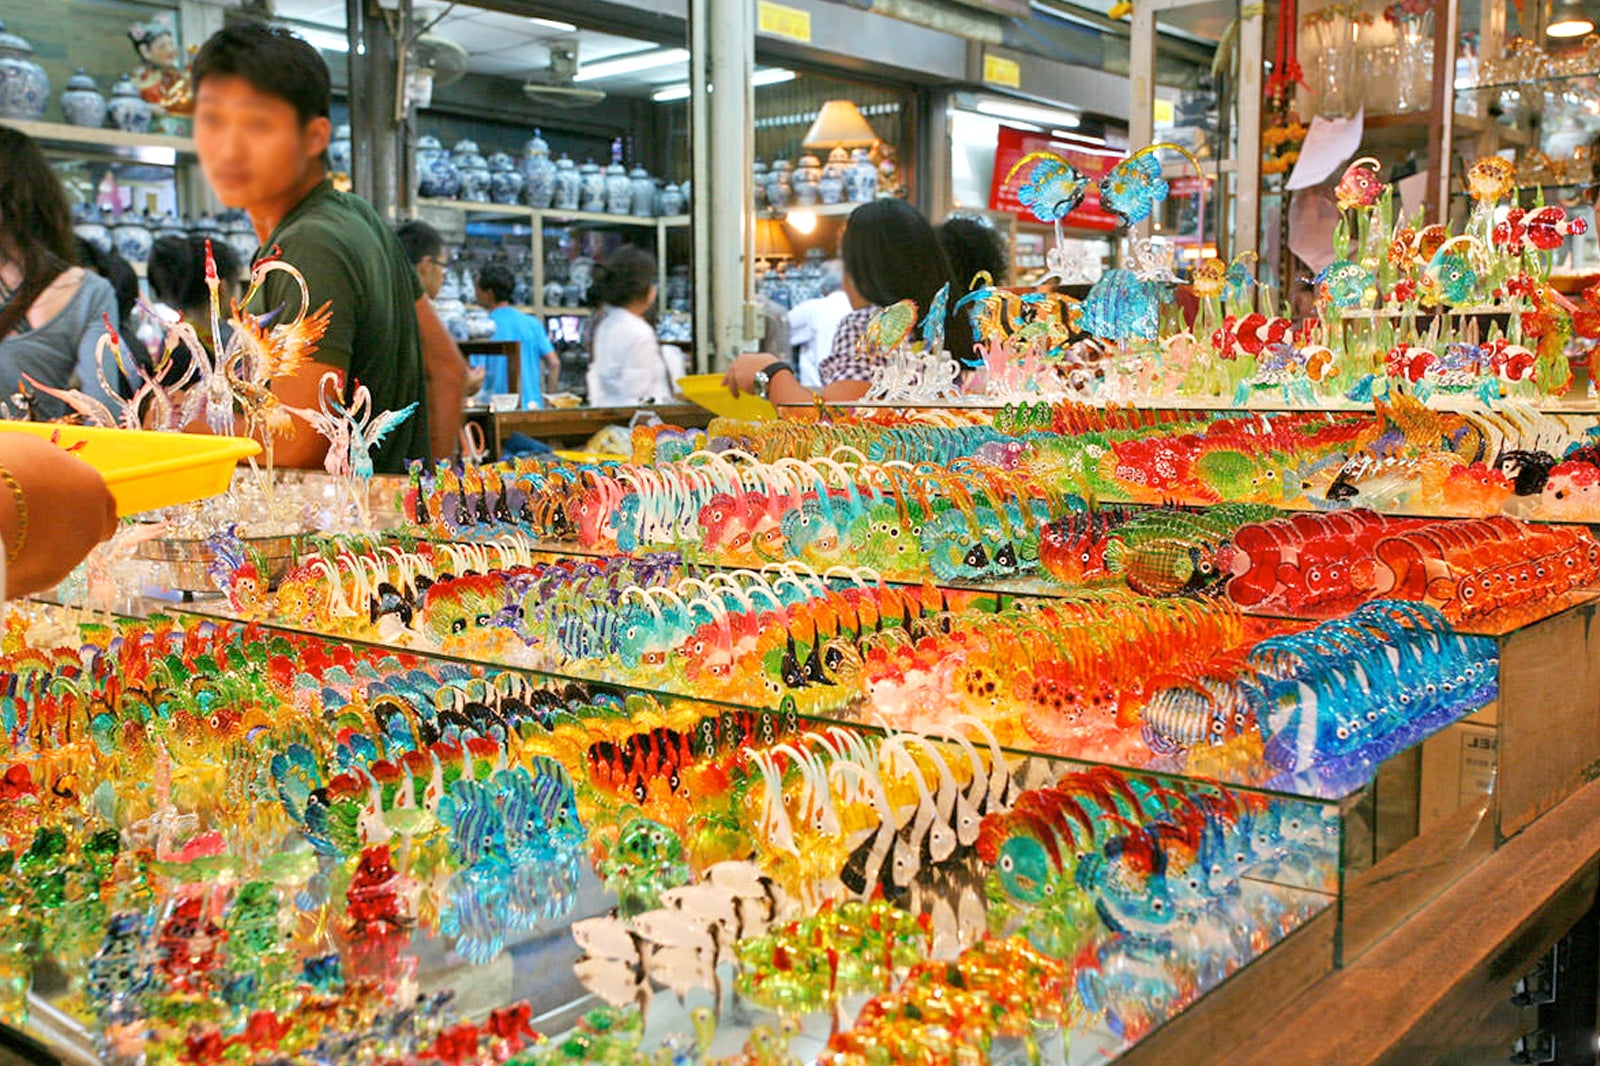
[0,128,120,418]
[724,199,960,404]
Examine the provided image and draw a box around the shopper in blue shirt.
[474,263,558,409]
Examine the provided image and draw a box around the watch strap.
[755,361,797,399]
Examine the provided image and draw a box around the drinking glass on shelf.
[1397,39,1435,112]
[1314,47,1359,117]
[1363,44,1401,115]
[1305,5,1368,119]
[1390,9,1434,113]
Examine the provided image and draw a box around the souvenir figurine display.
[977,152,1591,410]
[127,17,194,133]
[0,143,1598,1066]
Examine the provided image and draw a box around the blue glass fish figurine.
[1008,152,1091,223]
[1080,270,1159,341]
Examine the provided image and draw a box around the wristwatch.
[752,360,797,400]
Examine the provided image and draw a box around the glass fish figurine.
[1314,259,1377,310]
[1080,270,1160,341]
[1098,149,1169,227]
[1007,152,1091,222]
[1334,157,1384,211]
[1465,156,1515,206]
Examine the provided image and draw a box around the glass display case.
[1450,0,1600,277]
[0,598,1341,1064]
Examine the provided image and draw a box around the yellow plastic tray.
[553,450,622,464]
[678,374,777,421]
[0,423,261,516]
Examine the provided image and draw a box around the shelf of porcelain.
[4,117,196,156]
[418,198,690,228]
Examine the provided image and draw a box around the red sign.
[988,124,1124,232]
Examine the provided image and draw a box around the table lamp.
[802,99,880,150]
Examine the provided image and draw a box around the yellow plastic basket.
[677,374,778,421]
[0,423,261,516]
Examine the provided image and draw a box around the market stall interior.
[10,0,1600,1063]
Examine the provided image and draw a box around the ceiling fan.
[522,42,607,109]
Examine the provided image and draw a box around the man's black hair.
[395,220,446,267]
[477,263,518,305]
[191,22,332,124]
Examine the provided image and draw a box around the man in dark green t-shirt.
[189,23,465,474]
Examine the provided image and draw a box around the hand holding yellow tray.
[677,374,778,421]
[0,423,261,516]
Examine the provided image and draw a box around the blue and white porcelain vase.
[223,212,257,262]
[792,154,822,207]
[657,182,685,217]
[752,161,769,210]
[848,148,878,203]
[327,124,353,175]
[488,152,524,205]
[0,22,48,122]
[73,205,112,254]
[579,160,606,213]
[434,298,469,342]
[766,159,794,210]
[821,148,849,204]
[112,212,153,264]
[106,75,152,133]
[605,161,632,215]
[552,154,580,211]
[602,139,631,214]
[523,129,556,209]
[415,135,459,199]
[153,213,186,243]
[453,139,491,202]
[59,68,106,128]
[630,166,656,217]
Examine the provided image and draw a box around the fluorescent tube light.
[574,47,690,83]
[652,67,792,101]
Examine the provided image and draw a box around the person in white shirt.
[585,245,678,407]
[786,260,851,389]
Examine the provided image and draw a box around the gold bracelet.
[0,465,26,565]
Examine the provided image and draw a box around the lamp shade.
[802,99,880,150]
[754,217,792,259]
[1549,0,1595,36]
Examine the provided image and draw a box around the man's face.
[194,75,329,210]
[417,254,447,299]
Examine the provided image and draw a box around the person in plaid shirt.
[724,200,957,405]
